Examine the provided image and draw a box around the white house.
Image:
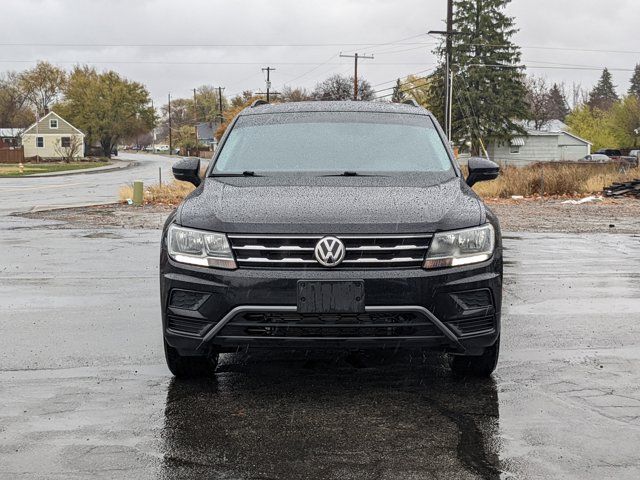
[22,112,85,160]
[486,120,592,167]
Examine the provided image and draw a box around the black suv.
[160,101,502,378]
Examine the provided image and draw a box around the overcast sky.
[1,0,638,107]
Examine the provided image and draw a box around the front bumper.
[160,250,502,356]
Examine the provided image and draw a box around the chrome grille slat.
[229,233,431,269]
[341,257,425,263]
[233,245,315,251]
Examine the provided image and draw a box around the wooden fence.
[0,147,24,164]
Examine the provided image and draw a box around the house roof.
[0,128,23,137]
[22,111,84,136]
[517,119,592,145]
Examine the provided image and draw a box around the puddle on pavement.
[82,232,124,239]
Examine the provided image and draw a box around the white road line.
[0,182,88,192]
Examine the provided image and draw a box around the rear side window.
[214,112,454,175]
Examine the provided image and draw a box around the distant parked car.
[580,154,609,163]
[595,148,622,158]
[593,149,638,168]
[629,149,639,159]
[155,144,170,152]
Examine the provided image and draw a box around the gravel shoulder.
[486,197,640,234]
[20,197,640,234]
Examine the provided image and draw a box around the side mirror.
[172,157,201,187]
[466,157,499,187]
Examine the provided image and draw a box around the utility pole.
[261,67,276,102]
[193,88,198,155]
[217,86,225,124]
[168,93,172,154]
[339,52,374,100]
[151,100,156,152]
[429,0,455,141]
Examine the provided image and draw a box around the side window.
[61,137,71,148]
[50,119,58,129]
[36,137,44,148]
[509,145,520,154]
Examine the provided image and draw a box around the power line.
[0,59,440,65]
[370,66,436,88]
[280,54,338,86]
[376,81,430,99]
[0,41,433,48]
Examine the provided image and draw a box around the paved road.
[0,153,173,216]
[0,163,639,478]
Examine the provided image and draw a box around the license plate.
[297,280,365,314]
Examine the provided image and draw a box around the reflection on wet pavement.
[161,350,500,480]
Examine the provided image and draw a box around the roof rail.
[402,99,419,107]
[251,99,269,108]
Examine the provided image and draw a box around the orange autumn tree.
[215,93,263,141]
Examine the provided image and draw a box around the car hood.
[177,175,485,234]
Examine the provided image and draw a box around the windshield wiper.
[211,171,262,177]
[321,171,385,177]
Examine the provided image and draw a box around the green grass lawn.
[0,161,110,177]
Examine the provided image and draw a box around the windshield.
[212,111,455,175]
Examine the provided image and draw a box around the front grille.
[167,316,212,336]
[228,234,431,269]
[446,315,495,336]
[217,311,444,339]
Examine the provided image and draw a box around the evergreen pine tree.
[587,68,618,110]
[391,79,406,103]
[629,64,640,98]
[426,0,528,154]
[547,83,570,120]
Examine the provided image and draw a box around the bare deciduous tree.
[525,76,552,130]
[313,74,374,101]
[280,86,313,102]
[18,61,67,116]
[54,136,83,163]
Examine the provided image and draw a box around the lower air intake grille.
[446,315,495,336]
[217,311,444,339]
[167,316,212,336]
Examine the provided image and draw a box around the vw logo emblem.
[314,236,346,267]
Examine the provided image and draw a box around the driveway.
[0,153,172,216]
[0,158,639,478]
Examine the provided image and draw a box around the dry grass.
[119,163,639,206]
[471,163,639,198]
[119,180,195,206]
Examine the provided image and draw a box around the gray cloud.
[1,0,638,105]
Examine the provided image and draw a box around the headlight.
[424,224,495,269]
[167,224,236,269]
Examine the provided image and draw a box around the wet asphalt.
[1,156,640,479]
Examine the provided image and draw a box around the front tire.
[164,340,218,378]
[449,337,499,378]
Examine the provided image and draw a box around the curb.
[2,159,137,178]
[11,201,123,215]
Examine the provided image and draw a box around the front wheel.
[164,340,218,378]
[449,337,499,378]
